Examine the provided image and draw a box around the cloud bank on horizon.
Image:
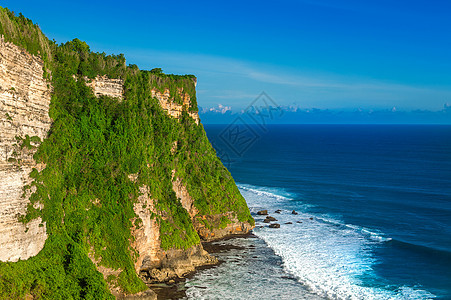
[199,102,451,124]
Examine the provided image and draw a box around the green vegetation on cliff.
[0,6,253,299]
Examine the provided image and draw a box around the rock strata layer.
[140,244,217,283]
[86,75,123,99]
[195,212,254,241]
[0,35,50,262]
[0,38,127,262]
[151,88,199,124]
[132,183,217,283]
[172,175,254,241]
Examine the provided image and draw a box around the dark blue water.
[205,124,451,299]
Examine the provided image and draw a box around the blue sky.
[3,0,451,122]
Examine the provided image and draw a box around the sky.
[2,0,451,123]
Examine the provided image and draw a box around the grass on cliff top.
[0,6,253,299]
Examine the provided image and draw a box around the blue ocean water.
[202,124,451,299]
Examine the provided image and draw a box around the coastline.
[147,233,254,299]
[149,231,322,300]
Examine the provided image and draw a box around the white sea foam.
[238,184,291,202]
[185,236,323,299]
[240,184,435,300]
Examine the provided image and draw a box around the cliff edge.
[0,7,254,299]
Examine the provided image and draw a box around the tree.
[150,68,163,74]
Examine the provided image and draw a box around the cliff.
[0,7,254,299]
[0,35,49,262]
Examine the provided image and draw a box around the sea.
[184,124,451,300]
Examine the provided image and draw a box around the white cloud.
[203,104,232,114]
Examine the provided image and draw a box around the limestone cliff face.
[0,39,123,263]
[126,170,251,284]
[195,212,254,241]
[0,31,251,295]
[172,175,253,241]
[151,88,199,124]
[86,75,123,99]
[172,176,198,219]
[0,9,254,298]
[131,182,217,283]
[131,185,161,273]
[84,77,198,122]
[0,35,50,262]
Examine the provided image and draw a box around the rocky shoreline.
[145,209,308,299]
[111,205,312,299]
[140,232,251,299]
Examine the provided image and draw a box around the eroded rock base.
[140,244,218,284]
